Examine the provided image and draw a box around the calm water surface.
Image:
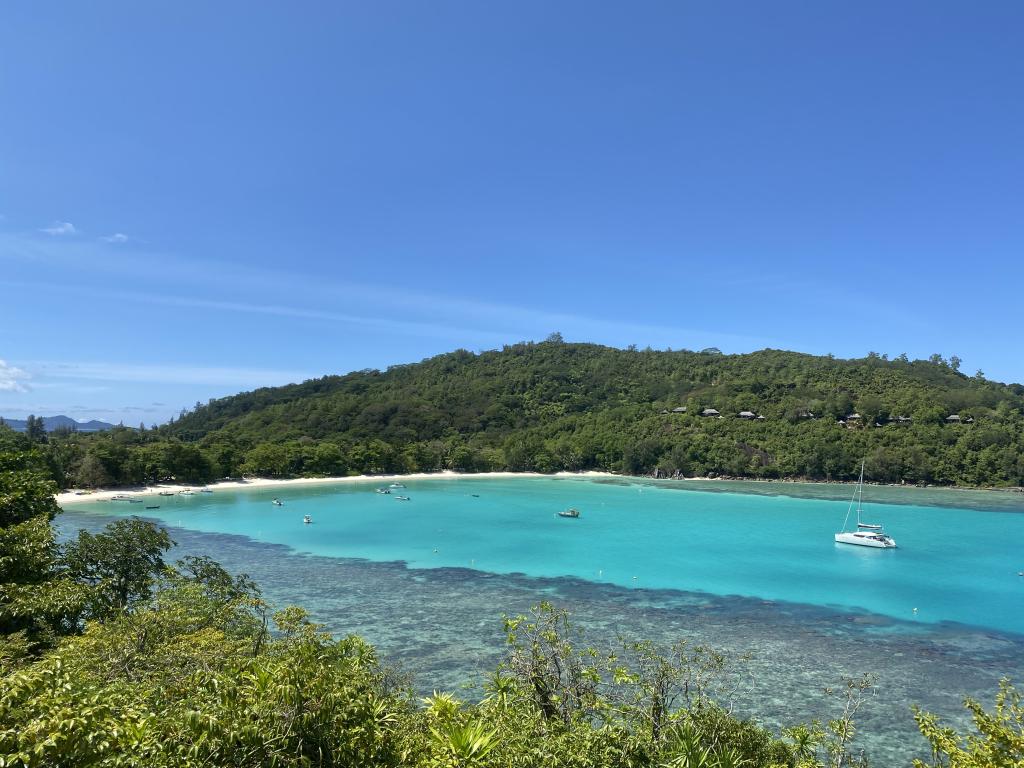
[60,476,1024,765]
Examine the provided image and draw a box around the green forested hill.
[14,341,1024,488]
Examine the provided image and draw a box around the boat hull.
[835,532,896,548]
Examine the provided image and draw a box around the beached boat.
[158,491,175,496]
[835,461,896,548]
[558,508,580,519]
[199,487,213,493]
[303,514,312,524]
[110,495,131,502]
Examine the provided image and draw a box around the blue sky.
[2,2,1022,425]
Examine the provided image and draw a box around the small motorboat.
[179,490,194,496]
[110,495,131,502]
[272,498,283,506]
[376,488,391,494]
[389,482,406,489]
[303,514,312,524]
[199,488,213,493]
[557,508,580,519]
[128,499,143,504]
[158,491,175,497]
[395,495,411,501]
[145,505,160,510]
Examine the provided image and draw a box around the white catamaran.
[834,461,897,548]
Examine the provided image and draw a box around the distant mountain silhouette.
[0,415,116,433]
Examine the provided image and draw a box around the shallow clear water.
[59,476,1024,765]
[63,476,1024,633]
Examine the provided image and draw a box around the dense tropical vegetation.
[1,446,1020,766]
[10,341,1024,490]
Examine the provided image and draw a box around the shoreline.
[670,474,1024,494]
[56,469,1023,505]
[55,470,616,504]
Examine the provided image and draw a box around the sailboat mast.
[856,460,865,524]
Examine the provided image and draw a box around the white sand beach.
[55,470,616,505]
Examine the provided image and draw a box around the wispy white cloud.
[0,275,514,346]
[0,359,31,392]
[74,404,171,416]
[25,360,311,388]
[27,382,110,393]
[102,232,129,243]
[134,293,515,344]
[40,221,77,236]
[0,229,794,353]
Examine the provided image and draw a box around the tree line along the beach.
[7,341,1024,490]
[2,445,1021,766]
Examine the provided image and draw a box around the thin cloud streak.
[24,360,313,387]
[137,293,515,345]
[0,274,520,347]
[12,229,790,351]
[0,238,784,354]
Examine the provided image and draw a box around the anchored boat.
[835,461,896,548]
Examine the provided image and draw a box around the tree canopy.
[19,344,1022,490]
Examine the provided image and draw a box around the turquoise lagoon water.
[63,475,1024,633]
[59,476,1024,764]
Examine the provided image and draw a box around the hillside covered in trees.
[13,341,1024,489]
